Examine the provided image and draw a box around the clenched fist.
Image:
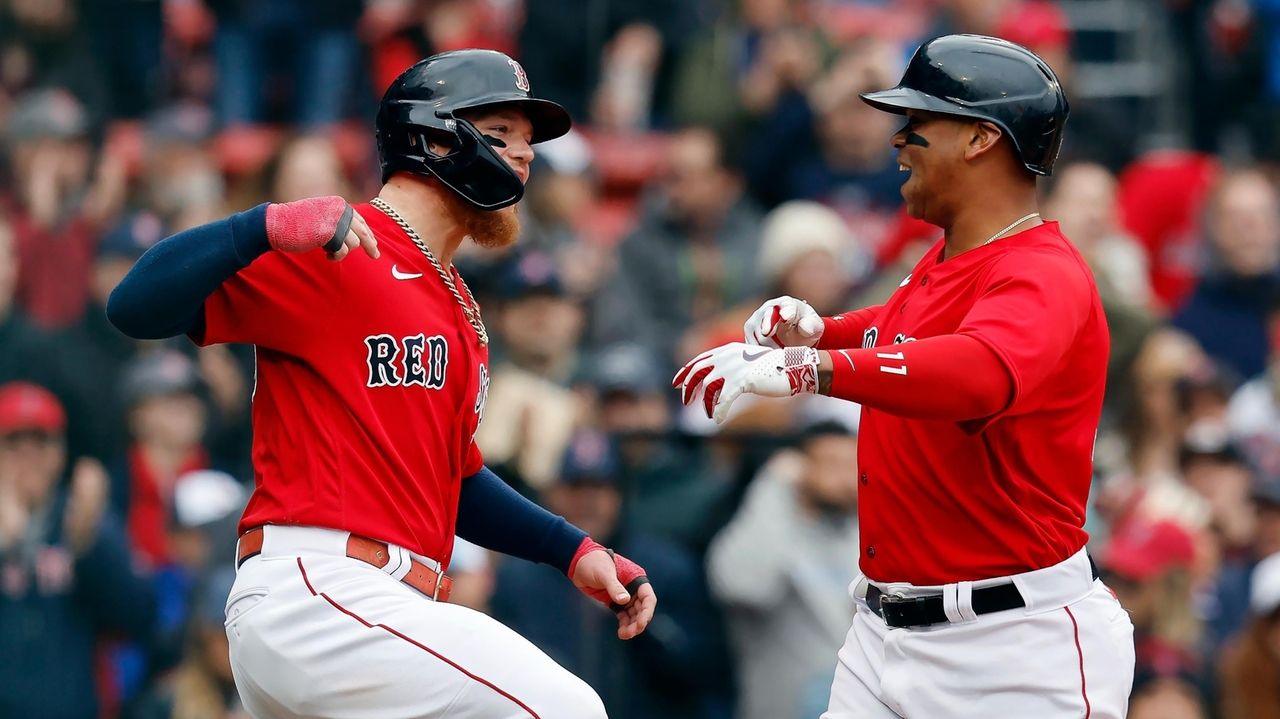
[265,196,380,261]
[744,295,824,348]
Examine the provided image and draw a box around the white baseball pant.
[823,548,1135,719]
[223,525,606,719]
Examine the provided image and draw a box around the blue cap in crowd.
[120,349,203,408]
[558,430,620,486]
[98,212,165,261]
[491,251,565,300]
[590,343,664,397]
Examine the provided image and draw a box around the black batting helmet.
[376,49,572,210]
[861,34,1069,176]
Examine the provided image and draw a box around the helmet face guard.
[376,49,573,211]
[378,100,525,210]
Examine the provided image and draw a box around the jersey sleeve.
[817,305,884,349]
[194,248,340,354]
[955,250,1093,417]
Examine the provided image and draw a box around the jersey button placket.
[866,546,876,559]
[860,472,868,486]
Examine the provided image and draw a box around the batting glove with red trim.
[743,296,824,348]
[673,342,820,424]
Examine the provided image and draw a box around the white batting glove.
[744,296,824,348]
[672,342,820,424]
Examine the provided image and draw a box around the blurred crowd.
[1,0,1279,718]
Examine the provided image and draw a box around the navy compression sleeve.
[455,466,587,574]
[106,204,271,339]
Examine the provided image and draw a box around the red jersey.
[195,204,490,565]
[854,221,1108,585]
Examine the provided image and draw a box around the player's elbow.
[952,377,1011,420]
[105,284,191,340]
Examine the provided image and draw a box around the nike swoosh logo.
[899,274,912,288]
[392,265,423,280]
[741,348,771,362]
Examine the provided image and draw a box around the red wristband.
[567,536,606,579]
[265,196,352,253]
[567,537,651,612]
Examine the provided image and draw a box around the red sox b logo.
[508,59,530,92]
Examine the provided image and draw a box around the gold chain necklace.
[370,197,489,346]
[982,212,1041,246]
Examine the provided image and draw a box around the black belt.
[866,555,1100,629]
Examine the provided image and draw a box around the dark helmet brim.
[860,87,982,120]
[460,97,572,145]
[859,86,1053,176]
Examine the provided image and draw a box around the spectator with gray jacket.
[707,421,861,719]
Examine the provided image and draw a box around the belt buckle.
[430,563,444,601]
[877,592,935,627]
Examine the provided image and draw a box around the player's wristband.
[567,537,607,578]
[568,538,650,613]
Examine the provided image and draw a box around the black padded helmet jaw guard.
[860,34,1069,176]
[376,49,573,210]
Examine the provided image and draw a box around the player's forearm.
[107,204,271,339]
[817,334,1012,421]
[455,466,587,573]
[815,305,884,349]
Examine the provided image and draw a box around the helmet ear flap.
[419,115,525,209]
[377,111,524,209]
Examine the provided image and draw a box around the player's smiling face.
[891,109,997,224]
[892,109,951,220]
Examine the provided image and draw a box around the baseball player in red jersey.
[675,35,1135,718]
[108,50,655,718]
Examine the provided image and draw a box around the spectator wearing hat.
[3,88,127,328]
[473,251,583,492]
[107,350,214,570]
[125,566,249,719]
[0,381,155,719]
[588,343,730,552]
[1101,519,1205,692]
[707,420,861,719]
[491,430,731,719]
[1219,552,1280,719]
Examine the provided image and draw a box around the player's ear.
[964,121,1003,162]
